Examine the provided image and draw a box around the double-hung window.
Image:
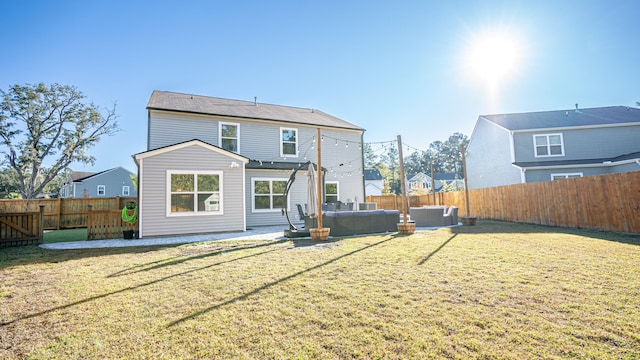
[280,127,298,157]
[534,133,564,157]
[122,185,130,196]
[97,185,106,196]
[325,181,339,203]
[168,171,222,216]
[219,122,239,152]
[252,178,287,212]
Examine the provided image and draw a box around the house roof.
[406,172,461,181]
[70,171,96,182]
[513,151,640,168]
[481,106,640,131]
[147,90,365,132]
[246,160,325,172]
[134,139,250,163]
[364,169,383,181]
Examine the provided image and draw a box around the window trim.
[550,172,583,180]
[251,177,290,213]
[533,133,565,158]
[279,127,299,158]
[166,170,224,217]
[97,185,106,196]
[325,181,339,203]
[219,121,240,153]
[122,185,130,196]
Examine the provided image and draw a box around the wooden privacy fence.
[87,205,138,240]
[0,196,137,230]
[0,205,45,247]
[368,171,640,234]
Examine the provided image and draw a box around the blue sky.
[2,0,639,173]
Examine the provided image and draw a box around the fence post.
[87,204,92,240]
[38,205,45,244]
[56,197,62,230]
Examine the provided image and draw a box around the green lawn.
[43,228,87,243]
[1,221,639,359]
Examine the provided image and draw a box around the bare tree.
[0,83,118,198]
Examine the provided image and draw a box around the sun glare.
[468,31,521,87]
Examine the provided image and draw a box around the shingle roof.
[147,90,364,131]
[482,106,640,131]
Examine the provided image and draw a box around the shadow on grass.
[166,234,399,327]
[0,245,180,269]
[0,245,280,327]
[418,233,457,265]
[107,240,284,277]
[453,220,640,246]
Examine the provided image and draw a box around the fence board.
[370,171,640,234]
[0,196,136,230]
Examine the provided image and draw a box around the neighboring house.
[59,167,137,198]
[134,90,366,238]
[406,172,464,194]
[466,105,640,189]
[364,168,384,196]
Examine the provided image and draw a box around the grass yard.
[43,228,88,243]
[1,221,639,359]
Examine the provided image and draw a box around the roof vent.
[254,97,257,106]
[575,103,579,113]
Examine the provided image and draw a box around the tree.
[362,143,378,168]
[0,167,20,198]
[0,83,118,198]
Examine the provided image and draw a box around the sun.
[468,31,521,87]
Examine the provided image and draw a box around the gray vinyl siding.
[148,111,218,150]
[466,119,521,189]
[611,163,640,173]
[138,145,244,237]
[513,125,640,162]
[525,167,606,182]
[72,167,137,198]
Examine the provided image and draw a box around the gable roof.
[70,167,133,182]
[364,169,383,181]
[481,106,640,131]
[147,90,365,132]
[134,139,250,163]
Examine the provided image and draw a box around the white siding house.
[135,91,366,237]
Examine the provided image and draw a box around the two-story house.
[60,167,137,198]
[133,91,365,238]
[466,105,640,189]
[406,172,464,194]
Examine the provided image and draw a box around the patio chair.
[410,207,447,227]
[443,206,458,225]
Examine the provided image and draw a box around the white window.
[280,127,298,157]
[122,186,130,196]
[534,133,564,157]
[252,178,288,212]
[167,171,223,216]
[325,181,339,203]
[97,185,106,196]
[219,122,239,152]
[551,173,583,180]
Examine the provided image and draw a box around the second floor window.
[220,122,239,152]
[122,186,130,196]
[97,185,106,196]
[280,127,298,157]
[534,134,564,157]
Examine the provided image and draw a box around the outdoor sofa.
[304,210,400,236]
[409,206,459,227]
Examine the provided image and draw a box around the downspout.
[360,132,366,203]
[521,168,526,183]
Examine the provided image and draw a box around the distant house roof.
[481,106,640,131]
[71,167,133,182]
[147,90,365,132]
[364,169,383,181]
[407,172,461,181]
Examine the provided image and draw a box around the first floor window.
[122,186,130,196]
[325,181,339,203]
[534,134,564,157]
[253,178,287,211]
[97,185,106,196]
[551,173,582,180]
[168,171,222,215]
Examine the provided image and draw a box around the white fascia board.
[511,122,640,133]
[134,140,249,163]
[515,158,640,171]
